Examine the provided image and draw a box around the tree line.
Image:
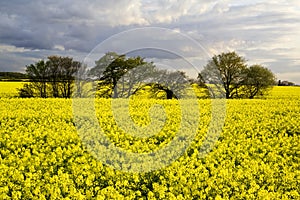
[87,52,191,99]
[200,52,276,99]
[0,72,28,81]
[18,51,277,99]
[18,56,81,98]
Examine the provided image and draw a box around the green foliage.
[19,56,81,98]
[17,83,34,98]
[132,71,190,99]
[241,65,276,99]
[0,72,28,80]
[91,52,192,99]
[200,52,276,99]
[47,56,81,98]
[90,53,147,98]
[201,51,247,99]
[89,52,120,80]
[26,60,48,98]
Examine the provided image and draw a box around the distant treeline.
[0,72,28,81]
[278,80,296,86]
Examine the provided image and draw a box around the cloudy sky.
[0,0,299,83]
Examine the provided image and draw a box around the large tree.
[47,56,81,98]
[90,53,150,98]
[131,70,190,99]
[25,60,49,98]
[150,70,190,99]
[200,51,247,99]
[47,56,61,97]
[91,52,191,99]
[241,65,276,99]
[118,62,157,98]
[89,52,120,80]
[19,56,80,98]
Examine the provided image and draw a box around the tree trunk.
[166,89,174,99]
[113,77,118,98]
[226,91,230,99]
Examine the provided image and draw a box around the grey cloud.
[126,48,179,60]
[0,0,147,52]
[0,0,299,83]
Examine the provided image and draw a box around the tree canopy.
[200,51,276,99]
[89,52,190,99]
[241,65,276,98]
[200,51,247,99]
[0,72,28,80]
[19,56,81,98]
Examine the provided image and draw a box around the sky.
[0,0,299,84]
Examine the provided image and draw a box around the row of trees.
[278,80,295,86]
[201,52,276,99]
[19,56,81,98]
[19,51,276,99]
[87,52,191,99]
[0,72,28,80]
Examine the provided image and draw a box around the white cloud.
[95,0,149,26]
[141,0,217,23]
[0,44,31,53]
[53,45,65,51]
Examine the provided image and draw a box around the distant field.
[267,86,300,99]
[0,81,299,99]
[0,82,26,98]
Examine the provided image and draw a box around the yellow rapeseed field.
[0,82,26,98]
[0,84,299,199]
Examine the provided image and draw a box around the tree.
[151,70,190,99]
[117,62,157,98]
[201,51,247,99]
[200,52,277,99]
[58,58,81,98]
[89,52,120,80]
[278,80,295,86]
[0,72,28,80]
[189,74,209,99]
[18,83,34,98]
[47,56,61,97]
[25,60,49,98]
[19,56,80,98]
[90,53,147,98]
[47,56,81,98]
[241,65,276,99]
[90,52,192,99]
[132,70,190,99]
[195,73,208,89]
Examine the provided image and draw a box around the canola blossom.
[0,86,299,199]
[0,82,26,98]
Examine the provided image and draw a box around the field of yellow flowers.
[0,85,299,199]
[0,82,25,98]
